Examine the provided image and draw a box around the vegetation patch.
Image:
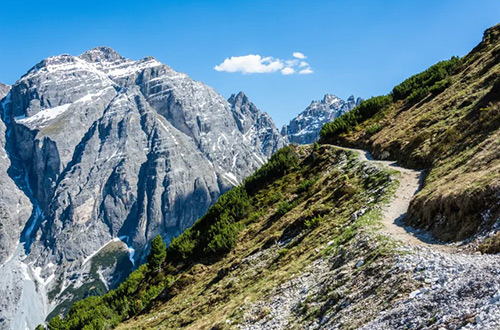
[43,144,398,330]
[319,24,500,243]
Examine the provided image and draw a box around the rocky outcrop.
[228,92,287,157]
[282,94,362,144]
[0,83,9,99]
[0,84,33,266]
[0,47,280,328]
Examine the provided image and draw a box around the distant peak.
[228,91,248,104]
[141,55,158,62]
[79,46,124,63]
[347,95,355,102]
[322,94,340,104]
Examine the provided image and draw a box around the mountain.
[228,91,287,157]
[48,24,500,330]
[282,94,362,144]
[0,47,282,329]
[0,83,10,98]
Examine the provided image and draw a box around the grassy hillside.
[321,23,500,243]
[43,23,500,330]
[44,144,407,329]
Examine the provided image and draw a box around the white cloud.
[214,54,283,74]
[293,52,307,59]
[285,59,299,67]
[281,67,295,75]
[299,68,314,75]
[214,52,313,75]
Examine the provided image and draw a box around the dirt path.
[334,146,456,252]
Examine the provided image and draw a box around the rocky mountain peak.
[228,91,286,157]
[228,91,249,105]
[79,46,125,63]
[282,93,362,144]
[322,93,341,105]
[228,91,258,115]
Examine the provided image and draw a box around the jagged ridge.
[282,94,362,144]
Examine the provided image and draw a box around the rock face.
[282,94,362,144]
[228,92,287,157]
[0,83,9,99]
[0,47,281,328]
[0,83,33,265]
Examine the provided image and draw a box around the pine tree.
[148,234,166,273]
[47,315,66,330]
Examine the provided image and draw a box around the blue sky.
[0,0,499,127]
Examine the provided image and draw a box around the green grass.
[47,144,400,330]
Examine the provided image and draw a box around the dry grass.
[336,24,500,242]
[114,146,396,329]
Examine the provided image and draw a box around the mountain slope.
[0,47,281,328]
[51,145,500,330]
[320,22,500,245]
[228,92,287,157]
[45,144,400,329]
[282,94,361,144]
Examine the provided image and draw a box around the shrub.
[429,77,452,94]
[267,191,283,204]
[365,123,382,135]
[276,201,295,217]
[355,95,393,119]
[168,228,197,261]
[392,56,460,102]
[297,177,318,193]
[244,145,299,194]
[205,214,240,255]
[407,87,429,104]
[47,316,66,330]
[304,215,323,229]
[278,248,290,258]
[246,211,264,224]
